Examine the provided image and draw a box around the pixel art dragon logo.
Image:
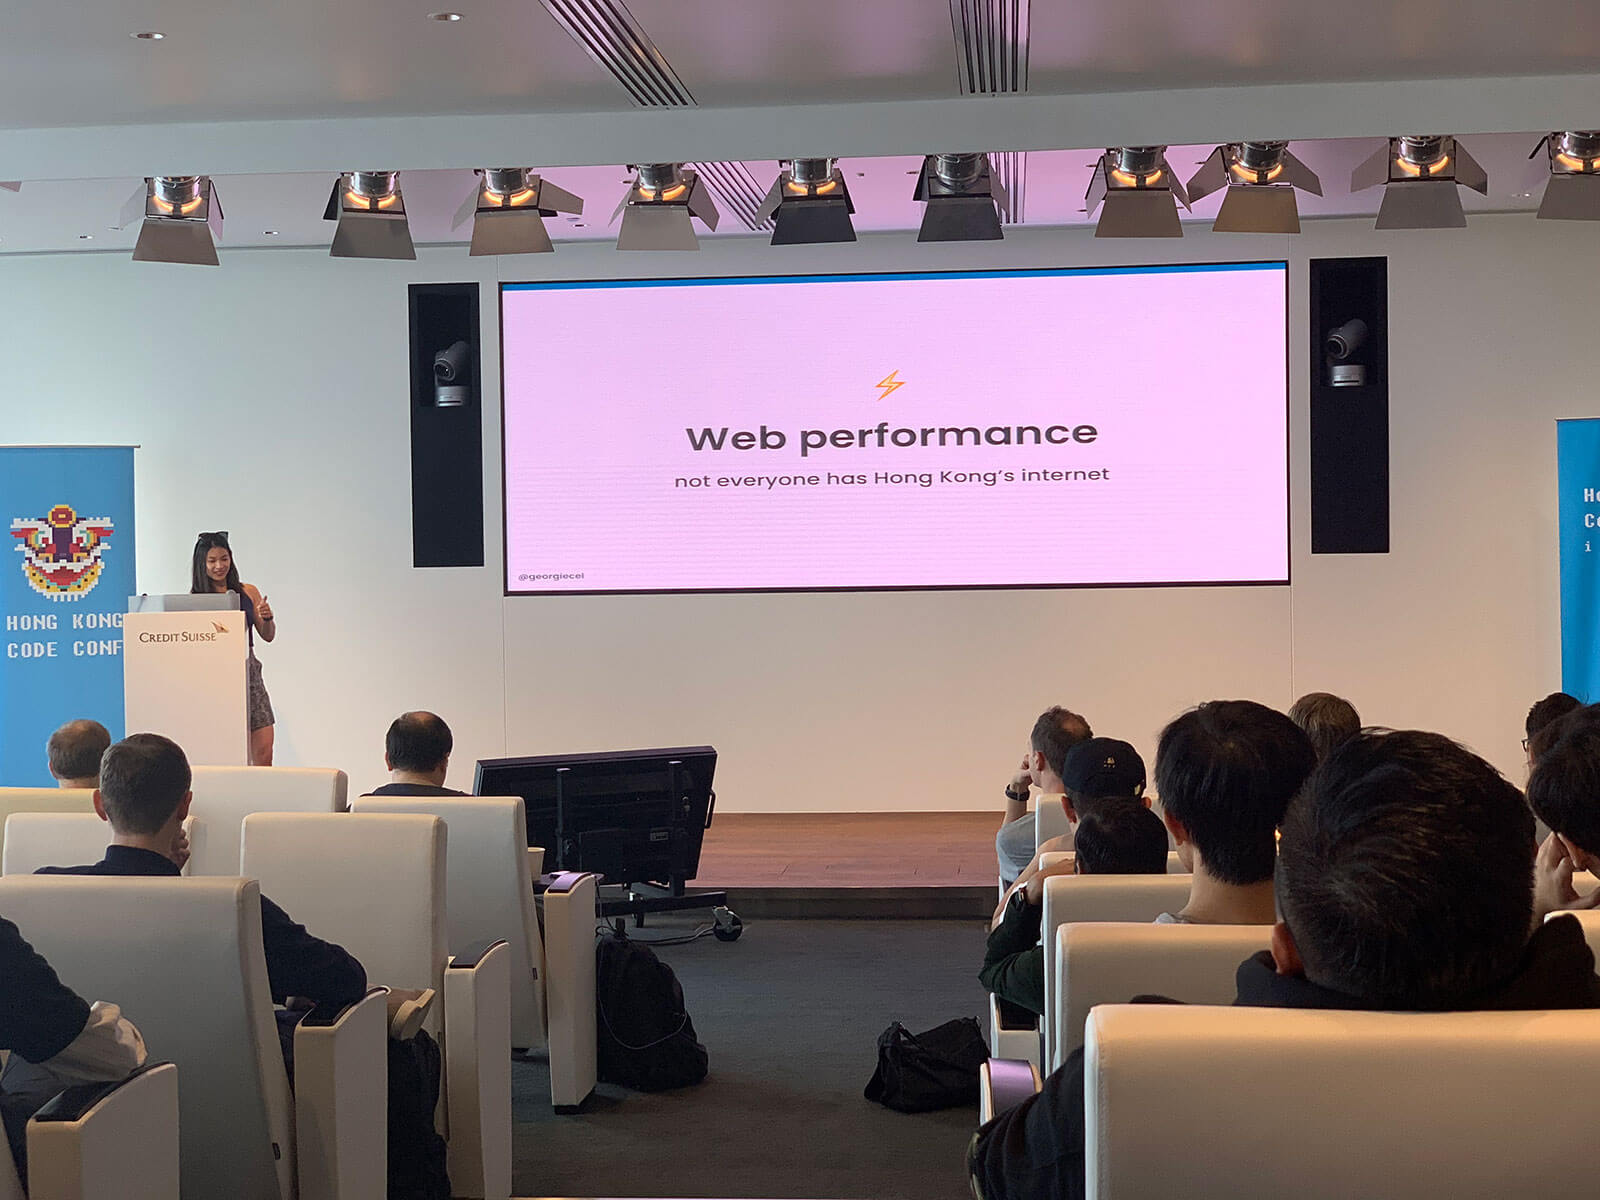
[10,505,115,602]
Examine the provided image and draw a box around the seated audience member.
[1527,704,1600,914]
[38,734,375,1031]
[1,914,145,1186]
[1525,691,1582,773]
[995,708,1094,888]
[45,719,110,789]
[367,711,466,797]
[1286,692,1360,761]
[999,738,1149,917]
[980,741,1155,1016]
[1153,700,1314,925]
[968,729,1600,1200]
[1072,804,1169,877]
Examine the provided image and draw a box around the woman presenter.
[191,531,277,765]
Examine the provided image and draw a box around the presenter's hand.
[1534,832,1580,917]
[169,826,192,871]
[256,595,274,623]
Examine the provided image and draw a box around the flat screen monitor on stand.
[474,745,726,924]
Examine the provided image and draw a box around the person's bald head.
[385,711,454,783]
[47,719,111,788]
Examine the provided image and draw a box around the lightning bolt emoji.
[874,370,906,400]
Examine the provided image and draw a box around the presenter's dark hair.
[191,531,241,595]
[1155,700,1314,885]
[1287,692,1361,761]
[99,733,192,835]
[387,712,454,773]
[1030,707,1093,781]
[1279,729,1534,1009]
[1526,692,1581,742]
[47,719,111,782]
[1074,804,1169,875]
[1527,704,1600,855]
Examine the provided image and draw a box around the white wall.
[1,213,1592,806]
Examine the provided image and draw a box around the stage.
[691,811,999,918]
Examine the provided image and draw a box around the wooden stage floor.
[693,811,999,890]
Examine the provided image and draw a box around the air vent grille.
[989,151,1026,223]
[541,0,696,108]
[692,161,774,232]
[949,0,1030,95]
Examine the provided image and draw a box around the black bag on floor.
[387,1030,451,1200]
[595,930,709,1092]
[864,1017,989,1113]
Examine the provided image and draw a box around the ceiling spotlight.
[131,31,165,40]
[1531,132,1600,221]
[323,171,415,259]
[1350,136,1487,229]
[912,153,1007,242]
[754,157,856,245]
[1186,141,1323,233]
[1085,146,1190,237]
[117,175,223,266]
[611,164,719,251]
[450,168,583,255]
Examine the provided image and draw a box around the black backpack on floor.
[595,930,709,1092]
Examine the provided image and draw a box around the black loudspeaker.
[1308,257,1389,554]
[408,283,484,568]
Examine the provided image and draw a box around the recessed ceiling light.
[264,229,279,236]
[573,222,586,227]
[78,234,93,240]
[428,11,463,20]
[131,31,165,39]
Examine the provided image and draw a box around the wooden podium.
[123,596,249,765]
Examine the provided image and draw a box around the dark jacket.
[364,783,465,797]
[39,845,367,1008]
[968,914,1600,1200]
[980,890,1046,1016]
[0,915,90,1063]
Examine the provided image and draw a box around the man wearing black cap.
[979,738,1153,1016]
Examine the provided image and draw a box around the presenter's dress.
[240,590,275,733]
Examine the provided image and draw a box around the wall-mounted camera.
[1324,319,1368,388]
[432,339,472,408]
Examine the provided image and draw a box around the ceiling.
[5,1,1600,129]
[0,1,1597,253]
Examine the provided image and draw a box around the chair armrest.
[293,988,388,1200]
[540,871,598,1112]
[27,1061,180,1200]
[979,1059,1042,1125]
[445,940,512,1200]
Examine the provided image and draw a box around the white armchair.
[0,876,386,1200]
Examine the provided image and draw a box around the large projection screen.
[501,263,1288,595]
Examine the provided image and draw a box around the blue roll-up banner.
[0,447,137,786]
[1558,419,1600,703]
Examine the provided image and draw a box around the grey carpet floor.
[511,917,992,1199]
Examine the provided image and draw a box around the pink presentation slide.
[501,264,1288,594]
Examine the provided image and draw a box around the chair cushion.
[2,813,113,876]
[240,812,446,998]
[1085,1003,1600,1200]
[187,766,348,877]
[1053,921,1270,1066]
